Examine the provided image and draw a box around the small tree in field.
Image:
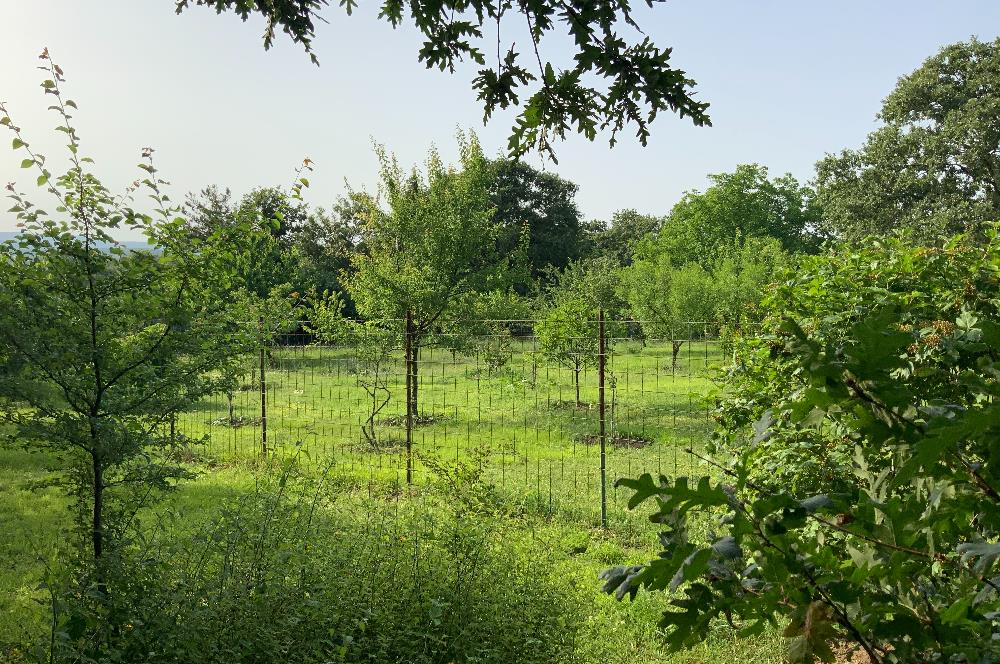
[619,250,716,367]
[0,54,248,584]
[535,298,595,407]
[346,133,518,416]
[536,257,623,406]
[307,291,400,448]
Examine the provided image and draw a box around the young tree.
[535,298,596,408]
[535,257,623,405]
[618,248,716,366]
[173,0,712,160]
[815,38,1000,242]
[0,55,249,580]
[346,133,517,415]
[307,291,399,448]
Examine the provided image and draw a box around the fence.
[175,316,724,527]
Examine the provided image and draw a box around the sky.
[1,1,999,237]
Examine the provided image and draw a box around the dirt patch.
[548,399,594,412]
[379,413,448,427]
[209,416,262,428]
[579,433,654,449]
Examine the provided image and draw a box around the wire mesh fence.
[174,317,723,527]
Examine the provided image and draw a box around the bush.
[605,226,1000,663]
[43,463,584,663]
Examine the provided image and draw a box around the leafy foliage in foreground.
[604,226,1000,663]
[174,0,711,159]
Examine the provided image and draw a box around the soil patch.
[379,413,448,427]
[580,433,654,449]
[209,416,262,428]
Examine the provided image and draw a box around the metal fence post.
[405,310,414,484]
[598,308,607,529]
[259,315,268,457]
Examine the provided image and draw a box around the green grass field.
[178,337,717,522]
[0,337,785,662]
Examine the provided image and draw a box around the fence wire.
[175,318,723,527]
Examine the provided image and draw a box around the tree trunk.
[671,340,684,370]
[411,342,420,418]
[91,448,104,562]
[574,365,581,408]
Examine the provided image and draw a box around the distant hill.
[0,231,153,251]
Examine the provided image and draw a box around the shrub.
[45,462,584,663]
[604,226,1000,663]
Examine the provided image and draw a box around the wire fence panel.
[175,318,722,526]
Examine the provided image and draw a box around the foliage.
[605,225,1000,663]
[173,0,712,160]
[618,248,717,364]
[347,133,512,324]
[307,291,400,447]
[659,163,822,264]
[535,257,624,405]
[490,158,584,281]
[815,37,1000,242]
[183,185,309,299]
[585,209,664,266]
[0,54,249,573]
[43,462,585,664]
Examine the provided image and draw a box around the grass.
[0,337,787,662]
[179,337,718,524]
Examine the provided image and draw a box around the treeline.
[202,42,1000,352]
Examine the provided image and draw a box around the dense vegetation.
[2,31,999,664]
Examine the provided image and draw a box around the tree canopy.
[815,37,1000,242]
[657,163,822,265]
[490,158,584,280]
[174,0,711,159]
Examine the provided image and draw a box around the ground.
[0,335,787,662]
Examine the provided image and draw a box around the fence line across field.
[175,315,725,527]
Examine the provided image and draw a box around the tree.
[346,133,517,415]
[307,291,398,448]
[490,158,583,281]
[604,225,1000,663]
[659,164,822,265]
[184,185,307,298]
[290,193,370,313]
[0,56,248,579]
[815,38,1000,242]
[586,208,663,266]
[618,246,717,366]
[535,298,595,408]
[173,0,712,159]
[535,257,622,405]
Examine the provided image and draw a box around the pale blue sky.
[2,1,998,236]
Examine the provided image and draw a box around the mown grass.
[0,337,786,662]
